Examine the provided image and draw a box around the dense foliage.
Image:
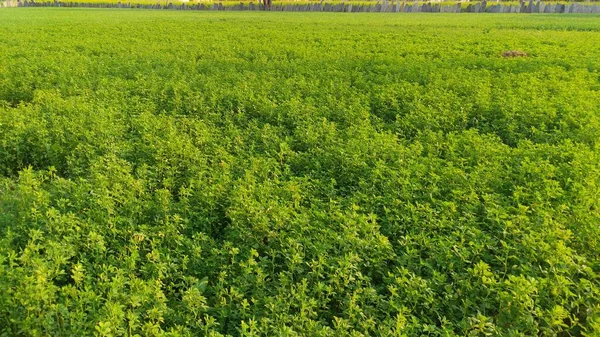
[1,9,600,336]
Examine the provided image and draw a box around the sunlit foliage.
[1,10,600,337]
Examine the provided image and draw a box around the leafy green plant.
[0,9,599,337]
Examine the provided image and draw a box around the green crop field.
[1,8,600,337]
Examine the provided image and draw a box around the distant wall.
[4,0,600,13]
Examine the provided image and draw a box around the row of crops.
[1,9,600,337]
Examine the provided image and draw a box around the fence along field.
[3,0,600,12]
[1,8,600,337]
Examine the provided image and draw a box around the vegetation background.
[0,9,599,337]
